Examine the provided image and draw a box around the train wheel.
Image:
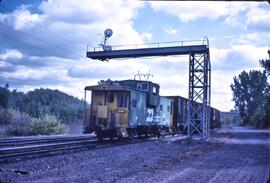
[137,130,142,138]
[128,130,134,141]
[128,132,134,140]
[109,134,113,141]
[156,128,161,138]
[109,130,114,141]
[97,131,103,142]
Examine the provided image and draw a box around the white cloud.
[141,32,153,43]
[164,26,178,35]
[38,0,145,46]
[246,6,270,31]
[39,0,143,24]
[211,70,239,111]
[150,2,234,22]
[0,6,44,30]
[230,32,270,46]
[68,59,150,79]
[150,1,270,32]
[13,8,44,30]
[211,44,267,71]
[0,49,23,60]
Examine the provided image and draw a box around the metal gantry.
[86,39,211,138]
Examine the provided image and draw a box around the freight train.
[83,79,221,140]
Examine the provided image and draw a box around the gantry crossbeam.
[87,45,207,60]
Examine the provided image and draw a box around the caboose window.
[160,105,163,111]
[153,86,157,94]
[167,106,170,112]
[141,83,148,91]
[117,93,127,108]
[109,93,114,103]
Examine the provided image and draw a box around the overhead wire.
[0,4,86,50]
[0,4,86,58]
[0,22,83,58]
[0,30,72,59]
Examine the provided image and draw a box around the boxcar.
[167,96,221,132]
[210,107,221,129]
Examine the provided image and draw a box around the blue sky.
[0,0,269,111]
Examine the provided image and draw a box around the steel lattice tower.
[188,50,211,138]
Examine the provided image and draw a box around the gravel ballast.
[0,126,269,183]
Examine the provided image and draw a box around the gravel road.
[0,126,269,183]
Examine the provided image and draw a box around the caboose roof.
[85,79,159,92]
[84,84,129,91]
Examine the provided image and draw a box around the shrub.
[0,128,6,137]
[6,110,32,136]
[29,114,68,135]
[0,108,13,125]
[5,110,68,136]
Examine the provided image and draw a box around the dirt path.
[121,126,270,183]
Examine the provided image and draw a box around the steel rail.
[0,134,189,163]
[0,136,95,147]
[0,139,98,163]
[0,139,97,155]
[0,143,97,160]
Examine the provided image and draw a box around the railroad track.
[0,136,99,163]
[0,136,147,163]
[0,135,95,148]
[0,134,186,163]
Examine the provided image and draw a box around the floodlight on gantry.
[104,28,113,38]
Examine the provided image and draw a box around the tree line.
[0,87,85,136]
[231,50,270,128]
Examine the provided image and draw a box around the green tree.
[230,70,269,126]
[250,92,270,128]
[2,87,84,125]
[251,50,270,128]
[16,88,84,123]
[0,84,10,108]
[9,89,25,111]
[259,49,270,75]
